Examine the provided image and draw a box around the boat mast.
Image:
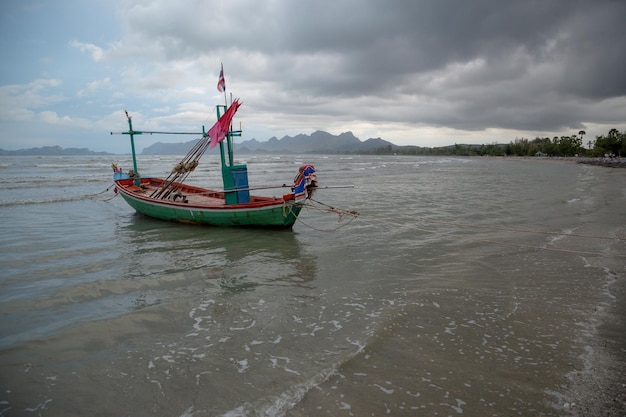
[111,111,203,187]
[124,110,141,185]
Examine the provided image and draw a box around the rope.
[88,184,115,197]
[90,185,118,202]
[282,200,298,219]
[308,198,360,219]
[100,191,118,202]
[150,132,211,200]
[473,239,626,258]
[410,217,625,258]
[350,215,624,258]
[293,199,360,232]
[296,210,358,232]
[417,219,626,241]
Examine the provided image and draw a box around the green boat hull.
[116,180,303,228]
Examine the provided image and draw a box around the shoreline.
[567,272,626,416]
[575,157,626,168]
[505,156,626,168]
[495,156,626,414]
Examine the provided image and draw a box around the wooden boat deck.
[117,179,286,209]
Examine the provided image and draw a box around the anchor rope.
[416,219,626,241]
[307,198,361,219]
[87,184,115,197]
[355,214,625,258]
[100,191,118,202]
[292,199,360,232]
[87,184,119,202]
[471,238,626,258]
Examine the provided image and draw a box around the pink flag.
[217,64,225,92]
[208,99,242,148]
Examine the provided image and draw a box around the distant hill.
[0,136,509,157]
[0,145,113,156]
[142,139,202,155]
[141,130,396,155]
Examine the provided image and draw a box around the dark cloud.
[4,0,622,152]
[95,0,626,138]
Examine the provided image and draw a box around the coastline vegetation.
[358,128,626,158]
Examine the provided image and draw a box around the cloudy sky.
[1,0,625,154]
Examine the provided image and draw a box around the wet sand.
[566,270,626,416]
[505,156,626,169]
[529,160,626,416]
[539,155,625,416]
[575,157,626,168]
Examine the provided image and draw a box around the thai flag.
[217,64,226,92]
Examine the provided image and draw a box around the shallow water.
[0,155,624,416]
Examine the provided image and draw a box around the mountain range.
[0,145,113,156]
[142,130,395,155]
[0,131,397,156]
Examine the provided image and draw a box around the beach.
[565,260,626,416]
[1,154,624,416]
[576,157,626,169]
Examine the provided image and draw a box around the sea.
[0,154,624,417]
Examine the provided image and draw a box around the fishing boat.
[111,98,317,229]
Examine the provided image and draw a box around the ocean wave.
[0,191,112,207]
[217,341,366,417]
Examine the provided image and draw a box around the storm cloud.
[1,0,625,151]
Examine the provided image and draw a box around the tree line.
[359,128,626,157]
